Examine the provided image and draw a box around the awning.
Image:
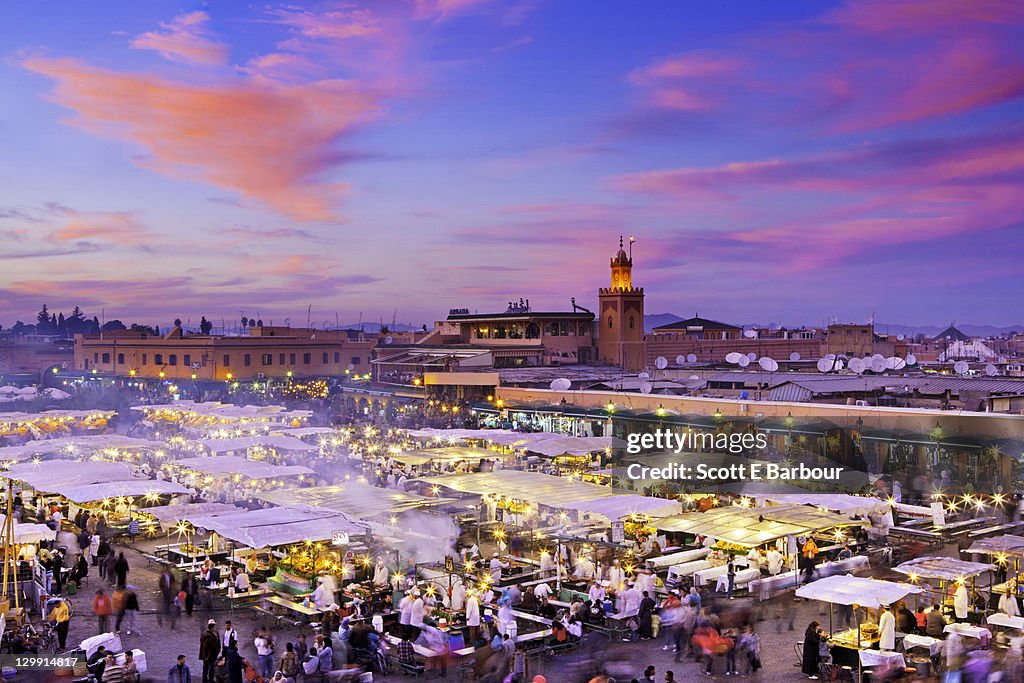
[182,506,367,548]
[2,461,135,490]
[893,557,994,581]
[415,470,616,507]
[199,435,317,454]
[962,535,1024,557]
[254,483,456,519]
[558,494,681,521]
[57,479,191,504]
[796,575,921,607]
[173,456,313,480]
[653,504,863,548]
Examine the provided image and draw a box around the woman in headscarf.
[802,621,823,679]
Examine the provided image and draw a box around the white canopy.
[962,535,1024,556]
[143,502,242,530]
[57,479,191,504]
[182,506,366,548]
[270,427,338,437]
[198,435,317,454]
[762,494,889,518]
[416,470,616,507]
[0,435,164,462]
[404,428,619,455]
[173,456,313,480]
[558,494,681,521]
[132,401,312,421]
[2,461,135,490]
[0,515,55,544]
[255,483,455,519]
[795,574,921,607]
[654,504,862,548]
[894,557,994,581]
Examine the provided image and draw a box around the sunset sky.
[2,0,1023,329]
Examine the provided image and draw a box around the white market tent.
[132,401,312,422]
[415,470,617,507]
[391,447,508,468]
[558,494,681,521]
[143,502,242,530]
[762,494,889,518]
[197,435,317,455]
[57,479,191,504]
[173,456,313,480]
[795,574,922,608]
[270,427,338,437]
[182,506,366,548]
[0,515,56,544]
[963,535,1024,557]
[653,504,863,548]
[2,461,136,489]
[404,428,620,455]
[0,435,165,462]
[254,483,456,519]
[893,557,994,581]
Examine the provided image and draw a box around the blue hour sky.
[1,0,1022,328]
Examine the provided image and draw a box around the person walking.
[103,550,117,585]
[94,589,113,634]
[167,654,192,683]
[48,598,71,649]
[199,620,221,683]
[114,552,129,588]
[123,587,141,636]
[802,621,824,680]
[279,643,300,681]
[112,586,127,633]
[638,591,656,640]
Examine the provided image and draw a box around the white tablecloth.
[713,567,760,593]
[667,560,711,582]
[988,613,1024,630]
[902,634,943,656]
[750,570,801,601]
[944,623,991,641]
[859,649,905,668]
[646,547,709,570]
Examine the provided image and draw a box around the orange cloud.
[23,57,383,221]
[51,210,149,246]
[131,10,229,66]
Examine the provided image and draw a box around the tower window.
[629,316,635,330]
[608,316,613,329]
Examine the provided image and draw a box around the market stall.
[254,482,456,520]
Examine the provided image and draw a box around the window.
[607,317,613,329]
[351,356,361,365]
[93,353,98,362]
[244,354,251,367]
[169,354,177,366]
[183,354,191,366]
[262,354,272,366]
[117,353,124,365]
[142,353,147,365]
[102,353,110,363]
[334,352,340,363]
[303,353,311,365]
[155,354,163,365]
[322,352,329,363]
[290,353,296,365]
[628,316,635,330]
[279,353,285,365]
[525,323,540,339]
[222,354,230,367]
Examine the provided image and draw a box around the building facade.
[74,326,376,380]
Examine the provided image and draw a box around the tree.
[36,305,52,333]
[241,316,249,328]
[56,312,66,336]
[102,320,127,332]
[89,316,100,334]
[129,323,158,336]
[199,316,213,335]
[173,318,182,328]
[256,319,263,327]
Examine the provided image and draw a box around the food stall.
[795,575,922,672]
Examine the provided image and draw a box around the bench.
[968,522,1024,538]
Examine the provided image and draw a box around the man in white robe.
[372,559,389,588]
[878,604,896,651]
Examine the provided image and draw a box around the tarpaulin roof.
[254,483,456,519]
[181,506,366,548]
[762,494,889,518]
[142,502,242,530]
[2,461,135,490]
[558,494,681,521]
[56,479,191,504]
[0,515,55,544]
[390,447,509,467]
[415,470,617,507]
[0,435,163,462]
[172,456,313,480]
[962,535,1024,556]
[796,575,921,607]
[894,557,994,581]
[653,504,863,548]
[198,435,317,454]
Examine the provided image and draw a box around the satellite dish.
[384,335,393,345]
[743,329,757,339]
[789,352,801,362]
[638,371,650,378]
[897,334,905,341]
[816,358,832,373]
[905,354,917,366]
[954,360,970,375]
[725,352,742,364]
[848,358,866,374]
[738,356,751,368]
[687,353,697,363]
[640,381,653,394]
[825,354,837,361]
[758,357,779,372]
[746,352,757,361]
[872,353,885,363]
[549,380,562,390]
[675,355,686,365]
[886,356,906,370]
[985,364,998,376]
[689,375,700,380]
[655,356,668,370]
[870,357,887,373]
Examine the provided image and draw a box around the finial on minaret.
[619,235,624,249]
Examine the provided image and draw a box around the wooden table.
[264,595,324,619]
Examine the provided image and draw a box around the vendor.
[372,558,389,588]
[953,582,969,621]
[878,604,896,651]
[999,589,1021,617]
[766,547,784,576]
[489,553,508,583]
[746,547,762,570]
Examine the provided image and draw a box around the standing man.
[47,598,71,650]
[254,628,274,681]
[199,620,221,683]
[114,552,129,589]
[726,557,736,600]
[466,590,481,645]
[167,654,192,683]
[221,620,238,649]
[93,588,113,634]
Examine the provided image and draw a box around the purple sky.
[2,0,1023,329]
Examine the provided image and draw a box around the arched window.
[629,316,635,330]
[607,316,613,329]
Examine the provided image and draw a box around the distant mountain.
[644,313,684,332]
[873,323,1023,338]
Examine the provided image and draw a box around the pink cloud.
[267,7,382,40]
[414,0,497,21]
[628,53,741,84]
[131,10,228,66]
[23,57,383,221]
[51,209,149,246]
[825,0,1024,33]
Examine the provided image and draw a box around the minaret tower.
[598,236,645,371]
